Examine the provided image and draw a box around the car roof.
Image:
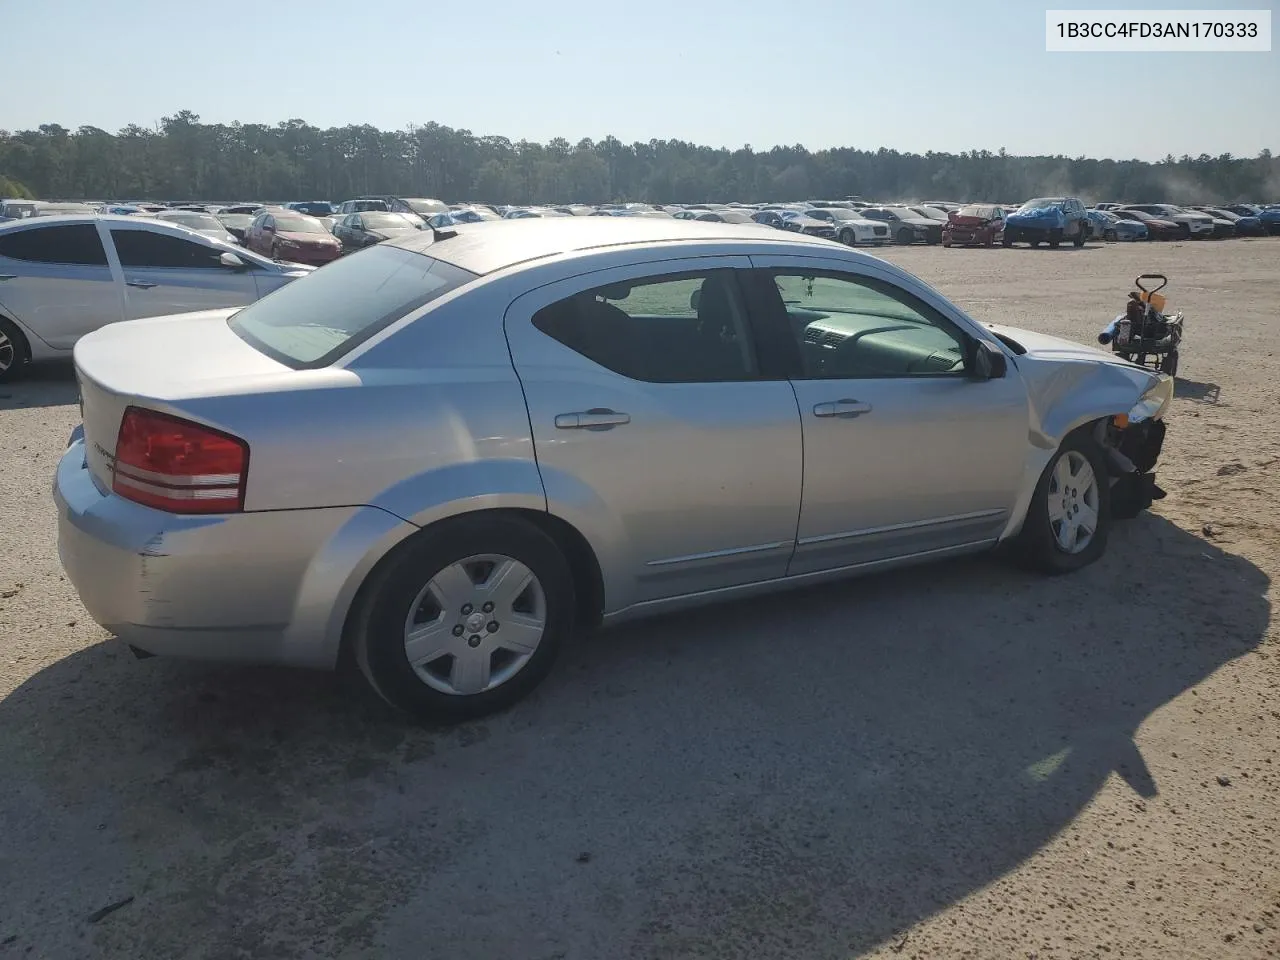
[388,217,840,276]
[0,213,240,240]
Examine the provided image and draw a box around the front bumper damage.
[1097,417,1167,519]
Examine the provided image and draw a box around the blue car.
[1089,209,1148,241]
[1259,205,1280,235]
[1003,197,1091,247]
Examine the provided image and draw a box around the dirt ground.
[1,238,1278,960]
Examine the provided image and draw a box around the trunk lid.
[73,309,294,491]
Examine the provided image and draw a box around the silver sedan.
[54,218,1172,721]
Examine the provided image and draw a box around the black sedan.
[332,211,425,252]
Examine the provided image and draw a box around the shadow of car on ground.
[0,512,1268,959]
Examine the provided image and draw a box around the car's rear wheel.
[353,515,576,722]
[0,316,30,384]
[1018,433,1112,574]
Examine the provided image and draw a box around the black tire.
[840,229,855,246]
[1159,350,1179,378]
[1072,224,1087,247]
[1002,233,1014,247]
[0,315,30,384]
[353,514,576,722]
[897,228,914,245]
[1030,238,1041,248]
[1177,224,1191,241]
[1017,431,1112,575]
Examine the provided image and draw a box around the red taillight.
[112,406,248,514]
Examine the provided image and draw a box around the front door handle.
[126,279,158,289]
[555,409,631,430]
[813,399,873,418]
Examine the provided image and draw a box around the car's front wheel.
[353,514,576,722]
[1018,433,1112,574]
[840,229,856,246]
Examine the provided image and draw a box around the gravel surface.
[1,238,1277,959]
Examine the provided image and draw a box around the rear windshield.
[228,245,478,367]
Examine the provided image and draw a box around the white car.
[806,208,893,245]
[0,215,312,381]
[1123,204,1215,239]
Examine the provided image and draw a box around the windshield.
[364,212,419,229]
[274,215,326,234]
[229,246,478,367]
[1020,198,1064,211]
[163,212,223,230]
[884,208,917,218]
[958,205,995,218]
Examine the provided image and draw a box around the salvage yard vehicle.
[1088,209,1148,242]
[805,208,892,245]
[0,214,311,381]
[55,218,1172,722]
[857,207,943,244]
[333,211,425,251]
[942,204,1006,247]
[1002,197,1089,248]
[1122,204,1214,240]
[243,209,343,265]
[1113,209,1181,240]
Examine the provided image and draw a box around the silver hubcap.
[403,554,546,696]
[1047,450,1099,554]
[0,330,13,373]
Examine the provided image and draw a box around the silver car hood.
[983,322,1162,444]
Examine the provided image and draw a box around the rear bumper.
[54,439,416,668]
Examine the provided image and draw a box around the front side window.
[0,224,108,265]
[111,229,223,269]
[532,270,757,383]
[229,245,477,367]
[771,272,968,379]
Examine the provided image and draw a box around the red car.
[942,204,1006,247]
[244,209,343,265]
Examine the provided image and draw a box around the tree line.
[1,111,1276,205]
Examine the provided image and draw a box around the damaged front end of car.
[1093,375,1172,519]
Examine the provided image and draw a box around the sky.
[6,0,1278,161]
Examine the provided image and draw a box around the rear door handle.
[126,279,158,289]
[555,409,631,430]
[813,399,873,418]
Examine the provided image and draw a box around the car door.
[107,225,260,320]
[0,221,122,349]
[503,257,803,610]
[746,255,1028,576]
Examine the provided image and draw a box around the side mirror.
[219,251,247,269]
[970,339,1008,380]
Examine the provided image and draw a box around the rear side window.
[111,229,223,269]
[229,245,477,367]
[0,224,108,265]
